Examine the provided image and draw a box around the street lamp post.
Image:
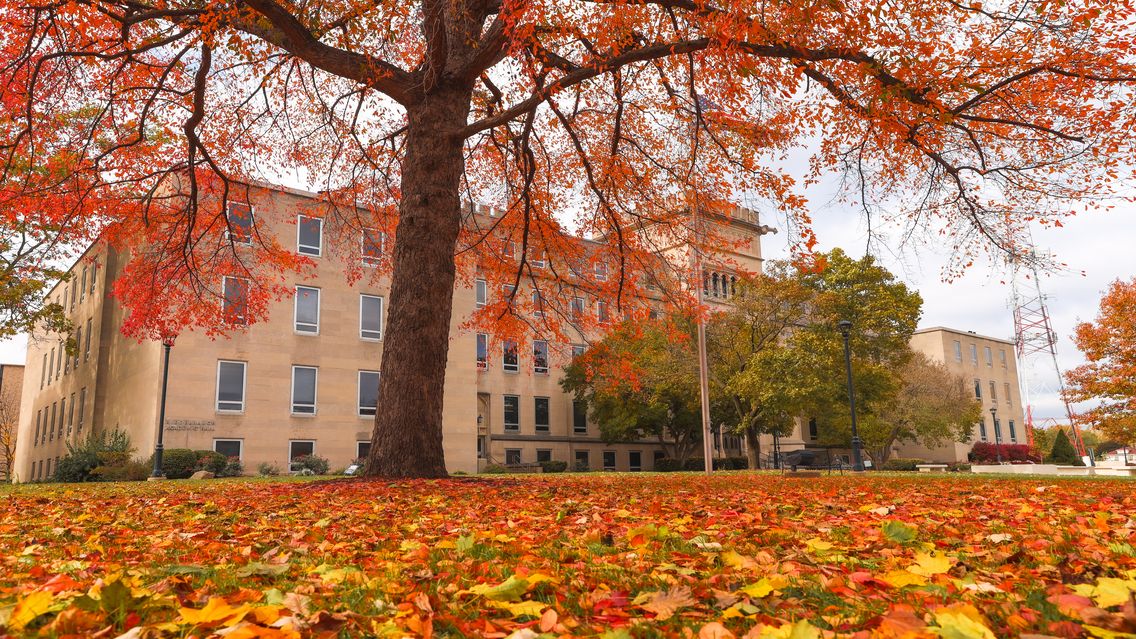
[990,406,1002,464]
[151,335,176,478]
[837,320,865,472]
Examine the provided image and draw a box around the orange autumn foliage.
[1065,278,1136,442]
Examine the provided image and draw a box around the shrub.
[159,449,199,479]
[483,464,508,474]
[713,456,749,470]
[54,450,100,483]
[194,450,228,475]
[221,458,244,477]
[971,442,1041,464]
[948,463,972,473]
[91,459,151,482]
[291,454,329,475]
[1047,430,1083,466]
[257,462,280,477]
[539,460,568,473]
[54,428,136,483]
[881,458,925,471]
[654,458,686,472]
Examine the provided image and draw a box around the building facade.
[14,184,771,480]
[897,327,1027,463]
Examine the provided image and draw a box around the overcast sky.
[1,169,1131,427]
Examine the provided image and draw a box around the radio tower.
[1010,251,1088,458]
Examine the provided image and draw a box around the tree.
[0,384,16,481]
[1065,278,1136,444]
[867,352,982,463]
[562,318,703,461]
[2,1,1134,477]
[1047,429,1083,466]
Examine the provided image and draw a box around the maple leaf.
[882,520,919,544]
[461,576,530,602]
[179,598,253,627]
[909,552,954,577]
[634,586,697,621]
[1074,577,1136,609]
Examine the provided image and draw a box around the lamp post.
[837,320,864,472]
[151,335,176,478]
[990,406,1002,463]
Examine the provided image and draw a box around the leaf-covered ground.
[1,473,1135,638]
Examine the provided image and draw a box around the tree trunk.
[745,423,761,469]
[365,88,472,478]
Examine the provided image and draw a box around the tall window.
[603,450,616,470]
[77,388,86,434]
[226,201,254,244]
[504,241,516,258]
[216,360,247,412]
[974,379,982,399]
[294,286,321,334]
[67,393,75,436]
[990,381,997,401]
[360,294,383,340]
[80,267,88,302]
[571,296,585,319]
[49,402,56,440]
[56,344,63,379]
[808,418,819,440]
[530,249,546,268]
[533,340,549,374]
[595,262,608,282]
[89,261,97,295]
[985,346,993,366]
[597,301,610,323]
[74,330,81,368]
[575,450,589,471]
[979,420,988,441]
[531,290,545,317]
[222,276,250,325]
[48,347,54,381]
[970,343,978,365]
[573,400,587,434]
[475,279,487,307]
[357,441,371,460]
[84,319,92,360]
[993,418,1002,441]
[503,395,519,431]
[69,280,76,310]
[476,333,488,370]
[40,353,46,388]
[362,229,384,266]
[1000,350,1007,368]
[291,366,318,415]
[954,340,963,362]
[358,370,379,416]
[1008,420,1017,442]
[34,409,41,445]
[297,215,323,256]
[534,397,550,432]
[1005,383,1012,405]
[629,451,642,472]
[503,339,518,372]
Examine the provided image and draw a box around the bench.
[916,464,949,473]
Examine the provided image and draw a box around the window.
[993,418,1002,441]
[985,346,993,366]
[533,340,549,374]
[974,379,982,399]
[74,330,81,368]
[503,339,519,372]
[56,344,62,379]
[979,420,987,441]
[536,449,552,463]
[216,360,247,412]
[227,201,254,244]
[1005,383,1012,405]
[572,344,586,358]
[531,290,545,317]
[294,286,320,334]
[361,229,385,266]
[535,397,550,432]
[1000,350,1007,368]
[222,276,250,325]
[358,370,379,416]
[80,267,87,301]
[40,353,46,389]
[214,439,243,460]
[89,261,97,295]
[503,395,519,431]
[84,319,92,360]
[502,284,516,304]
[953,340,962,362]
[808,418,818,440]
[1008,420,1017,442]
[629,451,642,472]
[67,393,75,436]
[475,279,487,307]
[34,410,41,446]
[476,333,488,370]
[970,343,978,365]
[603,450,616,471]
[64,343,70,374]
[570,296,585,319]
[49,402,56,441]
[573,400,588,434]
[356,441,371,460]
[77,388,86,434]
[595,262,608,282]
[289,441,315,471]
[69,280,76,310]
[48,347,54,381]
[575,450,589,471]
[597,301,610,323]
[504,241,516,258]
[530,249,546,269]
[291,366,318,415]
[505,449,522,465]
[989,381,997,401]
[297,215,323,256]
[359,294,383,340]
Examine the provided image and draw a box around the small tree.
[0,386,16,481]
[1047,429,1083,466]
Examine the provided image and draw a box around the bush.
[971,442,1042,464]
[194,450,228,475]
[713,456,749,470]
[948,463,972,473]
[257,462,280,477]
[91,459,151,482]
[482,464,508,474]
[654,458,686,472]
[291,454,329,475]
[159,449,199,479]
[1046,429,1083,466]
[54,428,136,483]
[222,458,244,477]
[881,458,925,471]
[539,460,568,473]
[54,450,100,483]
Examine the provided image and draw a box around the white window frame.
[226,201,255,245]
[602,450,617,471]
[216,360,247,413]
[84,319,92,360]
[534,396,550,432]
[476,333,488,370]
[597,300,610,323]
[213,439,244,461]
[475,279,487,307]
[985,346,993,367]
[290,365,318,415]
[530,249,546,269]
[356,441,371,460]
[595,262,608,282]
[953,340,962,362]
[970,343,978,365]
[1000,349,1008,368]
[294,286,321,334]
[289,440,316,471]
[571,296,585,319]
[502,339,519,373]
[359,294,384,341]
[296,215,323,257]
[504,241,516,258]
[222,276,250,326]
[503,394,520,431]
[533,340,549,375]
[361,228,385,267]
[531,290,545,318]
[358,370,380,417]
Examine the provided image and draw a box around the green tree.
[562,318,704,461]
[1047,429,1083,466]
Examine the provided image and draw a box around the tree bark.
[365,87,472,478]
[745,423,761,469]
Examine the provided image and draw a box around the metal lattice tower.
[1010,251,1087,458]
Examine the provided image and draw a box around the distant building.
[13,182,770,480]
[896,327,1027,463]
[0,364,24,480]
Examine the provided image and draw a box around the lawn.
[0,473,1134,638]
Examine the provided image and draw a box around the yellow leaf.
[488,600,546,618]
[633,586,696,621]
[461,576,529,602]
[880,570,929,588]
[179,598,252,627]
[804,538,832,553]
[722,550,758,569]
[930,605,996,639]
[8,591,56,631]
[738,577,785,598]
[909,551,953,576]
[1073,578,1136,608]
[435,540,456,549]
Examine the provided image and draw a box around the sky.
[1,168,1132,428]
